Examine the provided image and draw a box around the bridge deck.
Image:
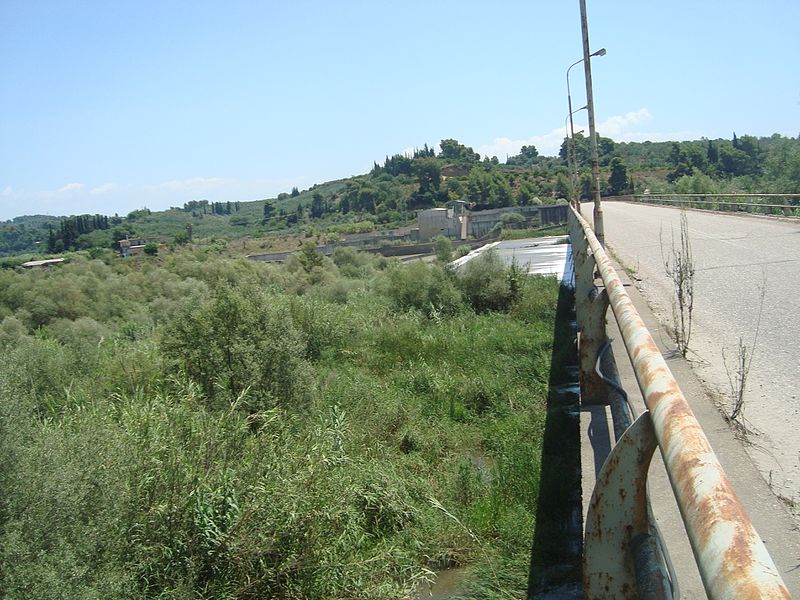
[580,252,800,598]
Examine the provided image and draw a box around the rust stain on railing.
[571,206,790,599]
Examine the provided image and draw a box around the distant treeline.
[2,133,799,256]
[46,214,111,253]
[179,200,241,216]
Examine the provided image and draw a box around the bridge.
[601,200,800,499]
[569,200,798,598]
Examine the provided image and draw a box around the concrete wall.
[417,204,566,240]
[468,205,541,237]
[418,208,464,240]
[540,204,569,225]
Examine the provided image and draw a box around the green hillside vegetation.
[0,214,62,255]
[0,246,562,599]
[3,134,799,258]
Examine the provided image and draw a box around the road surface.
[595,201,800,509]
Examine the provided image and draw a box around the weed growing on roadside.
[660,209,695,357]
[723,268,766,431]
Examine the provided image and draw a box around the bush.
[331,246,375,279]
[0,315,27,349]
[0,386,134,598]
[298,241,323,273]
[433,235,453,263]
[457,250,518,313]
[382,262,463,317]
[162,284,312,412]
[500,212,525,228]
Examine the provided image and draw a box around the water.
[416,566,470,599]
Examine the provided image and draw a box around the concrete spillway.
[451,236,573,282]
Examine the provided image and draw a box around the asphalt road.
[594,201,800,505]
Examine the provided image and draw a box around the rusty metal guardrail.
[610,193,800,217]
[568,205,791,599]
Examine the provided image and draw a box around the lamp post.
[566,47,605,212]
[565,106,586,210]
[579,0,605,244]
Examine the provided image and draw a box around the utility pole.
[579,0,604,244]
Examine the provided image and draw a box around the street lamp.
[565,106,586,208]
[566,47,605,210]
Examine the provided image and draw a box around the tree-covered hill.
[3,133,799,258]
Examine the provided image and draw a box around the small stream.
[415,452,495,599]
[416,566,470,599]
[417,248,581,599]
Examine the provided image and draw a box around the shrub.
[331,246,375,279]
[457,249,517,312]
[0,248,559,599]
[288,296,351,360]
[0,315,27,349]
[162,284,312,412]
[433,235,453,263]
[500,212,525,228]
[0,408,136,598]
[298,241,323,273]
[382,262,463,317]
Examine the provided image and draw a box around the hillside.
[2,133,799,259]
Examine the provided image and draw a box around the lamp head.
[591,48,607,57]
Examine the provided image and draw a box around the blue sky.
[1,0,798,220]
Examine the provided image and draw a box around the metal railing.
[568,205,791,599]
[610,193,800,217]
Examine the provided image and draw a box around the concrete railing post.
[569,210,609,406]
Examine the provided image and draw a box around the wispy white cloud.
[57,182,85,193]
[153,177,228,192]
[478,108,699,160]
[89,183,116,195]
[596,108,653,137]
[478,130,567,161]
[0,175,314,221]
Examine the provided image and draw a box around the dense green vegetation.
[3,134,798,258]
[0,246,561,598]
[612,133,800,196]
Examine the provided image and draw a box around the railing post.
[569,210,609,405]
[579,283,609,406]
[585,412,671,599]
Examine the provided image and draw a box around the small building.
[21,258,65,268]
[418,201,469,241]
[118,238,148,257]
